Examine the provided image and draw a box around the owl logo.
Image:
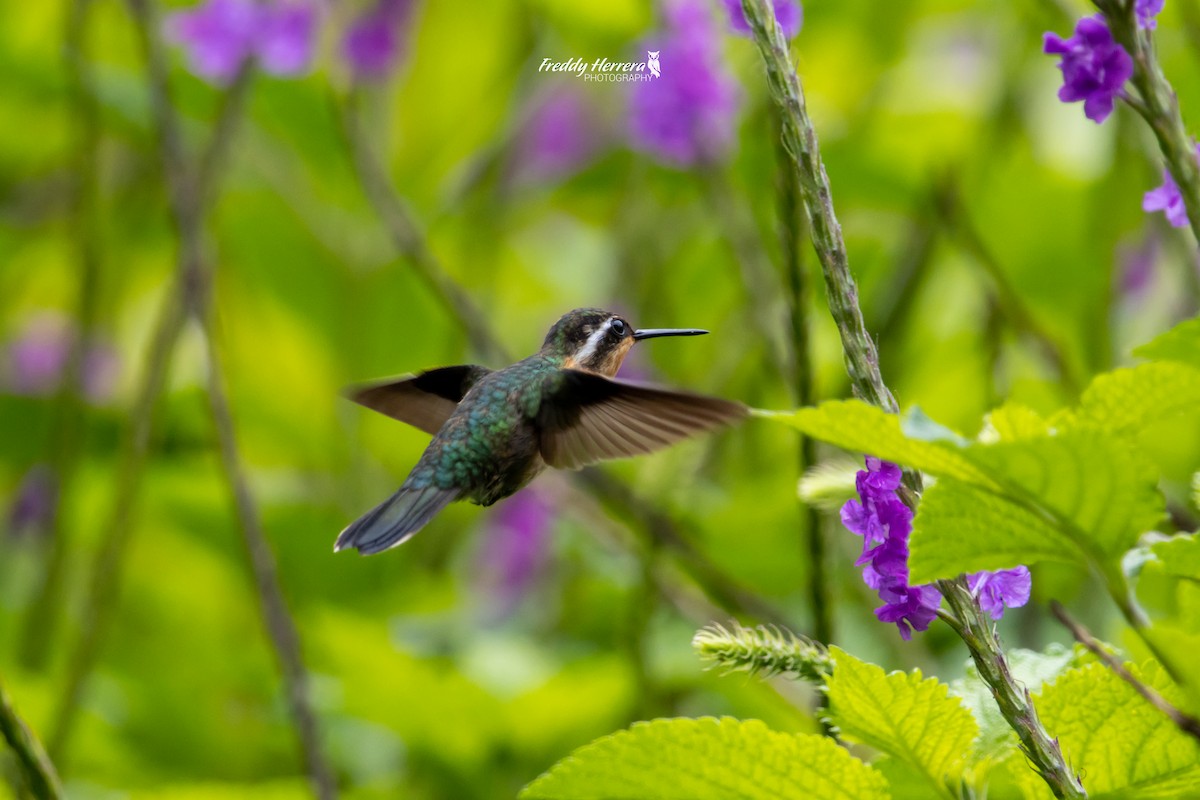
[647,50,660,78]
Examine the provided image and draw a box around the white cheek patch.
[574,319,612,365]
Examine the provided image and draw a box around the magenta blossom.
[1043,15,1133,124]
[1137,0,1165,29]
[341,0,416,80]
[513,86,603,184]
[474,488,556,619]
[1143,144,1199,228]
[842,457,1031,639]
[719,0,802,38]
[165,0,318,84]
[629,0,740,167]
[3,316,116,403]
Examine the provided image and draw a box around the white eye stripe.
[575,318,613,364]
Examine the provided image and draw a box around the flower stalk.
[738,0,1086,795]
[0,676,62,799]
[693,621,832,683]
[1100,0,1200,242]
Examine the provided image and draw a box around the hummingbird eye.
[609,319,627,338]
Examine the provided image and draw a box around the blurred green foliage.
[2,0,1199,797]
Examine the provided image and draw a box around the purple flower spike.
[840,457,942,639]
[165,0,260,84]
[968,566,1032,621]
[628,0,740,167]
[4,316,117,403]
[720,0,802,39]
[1143,144,1199,228]
[841,456,1033,637]
[1137,0,1166,30]
[165,0,318,84]
[341,0,415,81]
[258,2,320,76]
[1043,15,1133,124]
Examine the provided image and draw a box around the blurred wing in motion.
[346,365,493,435]
[537,369,747,470]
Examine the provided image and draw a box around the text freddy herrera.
[539,57,653,76]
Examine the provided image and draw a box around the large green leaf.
[519,717,889,800]
[1134,315,1200,368]
[964,428,1163,560]
[758,402,992,485]
[1037,662,1200,797]
[1075,362,1200,436]
[909,477,1076,582]
[826,648,976,799]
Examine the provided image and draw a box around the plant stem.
[1051,601,1200,742]
[1101,0,1200,245]
[773,121,831,644]
[738,1,1087,795]
[0,677,61,800]
[19,0,104,670]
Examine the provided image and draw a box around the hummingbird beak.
[632,328,709,340]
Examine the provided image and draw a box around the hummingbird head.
[541,308,708,377]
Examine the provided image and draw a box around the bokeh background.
[2,0,1199,797]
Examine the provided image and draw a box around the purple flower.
[164,0,318,84]
[967,566,1031,621]
[474,488,556,618]
[341,0,415,80]
[257,2,319,76]
[841,457,1032,638]
[1043,16,1133,124]
[628,0,740,167]
[1117,232,1160,297]
[841,457,941,639]
[719,0,802,38]
[3,316,116,403]
[513,86,603,184]
[1143,144,1199,228]
[1137,0,1166,30]
[7,465,56,539]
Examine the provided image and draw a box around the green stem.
[739,1,1086,795]
[0,677,61,800]
[19,0,104,670]
[1101,0,1200,246]
[773,121,831,645]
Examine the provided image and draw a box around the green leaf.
[909,477,1076,583]
[519,717,889,800]
[758,401,992,486]
[980,403,1050,442]
[826,648,976,799]
[1075,362,1200,436]
[965,428,1163,560]
[1152,535,1200,582]
[1134,315,1200,368]
[1037,662,1200,797]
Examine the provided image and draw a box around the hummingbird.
[336,308,747,555]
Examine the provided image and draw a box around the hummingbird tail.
[335,485,460,555]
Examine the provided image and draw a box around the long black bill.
[632,327,709,340]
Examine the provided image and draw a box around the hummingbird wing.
[345,365,493,435]
[537,369,747,470]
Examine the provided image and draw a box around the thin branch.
[1051,601,1200,743]
[199,313,338,799]
[738,0,1086,796]
[19,0,105,670]
[0,677,62,800]
[773,115,830,644]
